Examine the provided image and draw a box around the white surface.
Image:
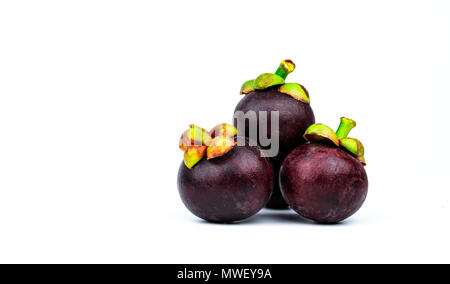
[0,0,449,264]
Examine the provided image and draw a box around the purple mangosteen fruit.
[279,117,368,223]
[234,60,315,209]
[177,123,274,223]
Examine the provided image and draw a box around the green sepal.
[303,124,340,146]
[240,79,255,95]
[253,73,285,90]
[340,138,364,157]
[279,83,310,104]
[340,137,366,165]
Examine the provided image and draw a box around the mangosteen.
[177,123,274,223]
[279,117,368,223]
[233,60,315,209]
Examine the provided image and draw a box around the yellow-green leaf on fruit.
[279,83,310,104]
[184,146,207,169]
[253,73,285,90]
[340,137,364,156]
[303,124,340,146]
[179,124,212,151]
[207,136,236,160]
[240,79,255,95]
[210,123,237,138]
[340,137,366,165]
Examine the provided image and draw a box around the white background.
[0,0,449,264]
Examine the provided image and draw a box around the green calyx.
[180,123,238,169]
[239,59,310,104]
[240,79,255,95]
[303,117,366,166]
[253,73,285,90]
[340,138,365,161]
[303,124,340,146]
[279,83,310,104]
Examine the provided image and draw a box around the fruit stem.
[275,60,295,80]
[336,117,356,140]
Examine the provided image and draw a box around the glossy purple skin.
[234,87,315,209]
[279,143,368,223]
[177,144,274,223]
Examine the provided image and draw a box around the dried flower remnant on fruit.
[207,136,237,160]
[210,123,237,138]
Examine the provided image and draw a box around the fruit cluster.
[177,60,368,224]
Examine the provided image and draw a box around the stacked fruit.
[177,60,368,224]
